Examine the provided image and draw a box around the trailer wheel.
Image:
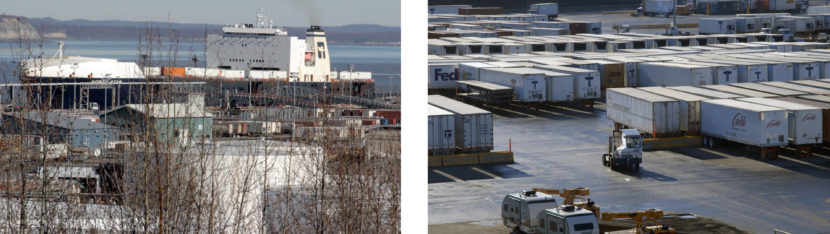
[602,154,610,167]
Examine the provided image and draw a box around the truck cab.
[503,191,559,233]
[536,205,600,234]
[603,129,643,171]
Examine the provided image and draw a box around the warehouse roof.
[6,112,113,130]
[104,103,214,119]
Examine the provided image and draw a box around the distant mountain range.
[2,15,400,45]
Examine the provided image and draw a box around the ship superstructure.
[206,9,333,82]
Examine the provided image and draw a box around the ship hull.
[21,77,149,110]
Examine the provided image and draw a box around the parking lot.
[428,102,830,233]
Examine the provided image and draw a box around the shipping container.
[428,104,456,154]
[701,99,788,147]
[766,0,797,11]
[161,67,186,77]
[606,88,681,136]
[739,97,822,145]
[730,82,807,96]
[639,87,708,135]
[531,65,601,99]
[696,0,740,15]
[429,63,460,89]
[704,84,778,97]
[699,18,737,34]
[760,81,830,95]
[428,95,494,152]
[479,67,547,102]
[774,96,830,143]
[374,110,402,119]
[638,62,714,87]
[668,85,745,99]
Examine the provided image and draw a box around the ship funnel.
[307,25,323,32]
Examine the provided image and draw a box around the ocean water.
[0,40,400,95]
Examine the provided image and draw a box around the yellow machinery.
[600,209,676,234]
[532,187,600,217]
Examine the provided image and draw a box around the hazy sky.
[3,0,401,27]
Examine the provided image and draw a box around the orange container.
[162,67,186,76]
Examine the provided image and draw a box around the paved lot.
[428,102,830,233]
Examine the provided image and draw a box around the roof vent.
[523,190,536,197]
[562,205,575,212]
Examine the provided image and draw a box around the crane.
[532,187,600,217]
[600,209,675,234]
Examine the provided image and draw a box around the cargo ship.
[20,9,377,110]
[149,9,376,106]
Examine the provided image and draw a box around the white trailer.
[701,58,768,82]
[606,88,681,136]
[543,71,575,102]
[428,95,494,153]
[699,18,737,35]
[458,62,497,81]
[639,87,708,135]
[682,61,739,85]
[479,67,547,102]
[701,99,788,159]
[731,57,795,82]
[429,63,460,89]
[643,0,674,16]
[529,3,559,19]
[739,97,822,145]
[638,62,714,87]
[605,57,645,87]
[532,65,601,99]
[428,104,456,155]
